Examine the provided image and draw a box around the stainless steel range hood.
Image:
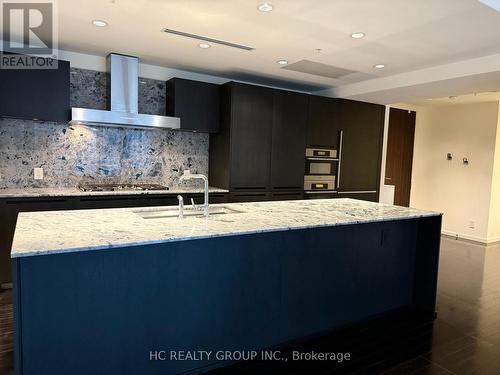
[69,53,180,130]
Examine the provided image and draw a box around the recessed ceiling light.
[374,64,385,69]
[198,43,211,49]
[92,20,108,27]
[258,3,274,12]
[277,59,288,65]
[350,32,365,39]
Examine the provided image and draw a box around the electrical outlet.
[34,167,44,180]
[469,221,475,229]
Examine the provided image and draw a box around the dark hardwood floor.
[0,289,13,375]
[208,237,500,375]
[1,236,499,375]
[383,237,500,375]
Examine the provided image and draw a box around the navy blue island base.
[12,216,441,374]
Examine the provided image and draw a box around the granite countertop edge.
[11,199,442,258]
[0,186,229,198]
[12,213,441,258]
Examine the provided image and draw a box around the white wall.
[487,110,500,243]
[409,102,499,243]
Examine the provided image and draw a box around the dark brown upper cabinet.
[337,99,385,194]
[0,56,70,122]
[307,95,340,148]
[209,82,274,191]
[270,90,308,191]
[166,78,220,132]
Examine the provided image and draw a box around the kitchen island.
[11,199,441,374]
[0,186,229,285]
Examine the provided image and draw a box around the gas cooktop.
[78,184,169,192]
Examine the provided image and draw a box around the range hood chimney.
[69,53,180,130]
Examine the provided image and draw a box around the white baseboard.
[486,236,500,245]
[441,230,489,244]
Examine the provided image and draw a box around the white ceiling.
[51,0,500,99]
[396,91,500,108]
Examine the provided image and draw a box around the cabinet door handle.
[233,193,267,197]
[304,190,337,194]
[233,187,266,190]
[338,190,377,194]
[337,130,343,189]
[305,157,339,161]
[273,186,302,190]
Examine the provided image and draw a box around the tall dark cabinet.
[209,82,308,202]
[271,90,308,191]
[0,56,70,122]
[230,84,274,190]
[337,99,385,201]
[209,82,274,194]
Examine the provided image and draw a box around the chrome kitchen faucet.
[177,195,184,219]
[179,170,209,217]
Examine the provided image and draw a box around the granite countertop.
[11,198,441,258]
[0,186,228,198]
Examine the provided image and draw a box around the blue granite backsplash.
[69,68,167,115]
[0,68,209,189]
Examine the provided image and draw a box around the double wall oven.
[303,132,342,199]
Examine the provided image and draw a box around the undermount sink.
[134,206,244,219]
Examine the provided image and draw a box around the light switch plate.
[34,167,44,180]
